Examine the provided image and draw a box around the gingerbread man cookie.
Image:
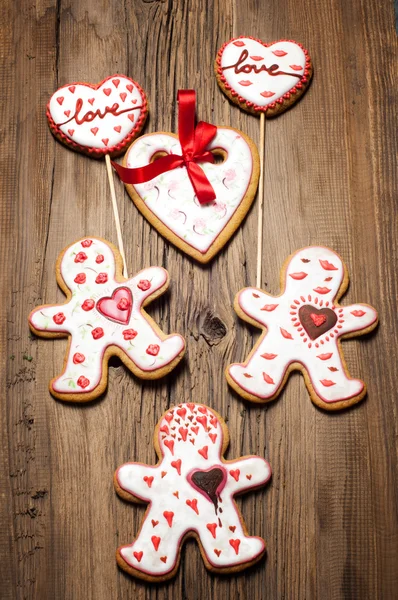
[29,238,185,402]
[226,247,378,410]
[115,403,271,581]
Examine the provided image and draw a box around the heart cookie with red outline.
[122,127,259,263]
[46,74,148,157]
[215,36,313,116]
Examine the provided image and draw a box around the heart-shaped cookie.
[122,127,260,263]
[215,37,313,116]
[46,75,148,157]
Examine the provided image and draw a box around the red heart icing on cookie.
[47,75,148,157]
[216,37,312,116]
[96,287,133,325]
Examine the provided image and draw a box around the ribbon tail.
[112,154,183,185]
[187,162,216,204]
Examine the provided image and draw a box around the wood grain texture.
[1,0,397,598]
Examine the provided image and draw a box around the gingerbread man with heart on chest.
[29,237,185,401]
[114,403,271,581]
[226,246,378,410]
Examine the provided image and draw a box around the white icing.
[220,38,307,107]
[125,128,254,254]
[29,238,185,396]
[227,247,378,404]
[116,403,271,576]
[48,75,145,150]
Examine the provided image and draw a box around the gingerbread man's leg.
[119,505,185,577]
[303,350,364,404]
[228,336,290,401]
[50,333,105,397]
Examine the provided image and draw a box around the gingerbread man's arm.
[116,462,162,502]
[224,457,271,494]
[29,303,73,335]
[129,267,170,305]
[337,304,378,337]
[235,288,280,329]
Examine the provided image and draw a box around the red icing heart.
[298,305,337,340]
[198,446,208,460]
[96,287,132,325]
[230,469,240,481]
[214,549,221,557]
[151,536,161,551]
[171,459,182,475]
[163,511,174,527]
[151,520,159,527]
[186,498,199,514]
[133,551,143,562]
[160,556,167,563]
[216,37,312,115]
[229,539,240,555]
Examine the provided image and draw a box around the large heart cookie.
[122,127,259,263]
[47,75,148,157]
[215,37,313,116]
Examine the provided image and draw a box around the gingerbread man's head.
[58,237,119,291]
[283,247,345,301]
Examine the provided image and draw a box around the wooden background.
[1,0,397,598]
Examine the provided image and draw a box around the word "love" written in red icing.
[57,98,141,127]
[222,49,302,79]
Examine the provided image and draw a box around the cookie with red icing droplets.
[47,75,148,157]
[226,246,378,410]
[114,403,271,581]
[215,36,313,116]
[28,237,185,402]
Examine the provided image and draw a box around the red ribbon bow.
[112,90,217,204]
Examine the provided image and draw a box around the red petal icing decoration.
[328,367,339,372]
[207,523,217,538]
[319,259,338,271]
[171,459,182,475]
[313,287,331,294]
[320,379,336,387]
[263,372,275,385]
[229,539,241,555]
[233,40,245,47]
[238,80,253,86]
[230,469,240,482]
[325,277,333,281]
[243,373,253,378]
[163,511,174,527]
[252,293,260,298]
[133,551,143,562]
[290,64,303,71]
[280,327,293,340]
[260,91,275,98]
[151,536,161,551]
[351,309,366,317]
[186,498,199,514]
[272,50,287,57]
[289,272,308,280]
[198,446,208,460]
[261,353,277,359]
[250,55,264,61]
[317,353,333,360]
[164,439,174,455]
[261,304,278,311]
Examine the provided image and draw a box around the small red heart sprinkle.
[151,536,161,551]
[186,499,199,514]
[151,520,159,528]
[214,549,221,557]
[68,129,74,136]
[143,476,154,488]
[114,126,121,133]
[133,551,143,562]
[160,556,167,563]
[171,459,182,475]
[88,98,95,105]
[132,99,137,104]
[246,474,252,480]
[230,469,240,482]
[68,85,76,93]
[56,97,64,105]
[112,78,120,88]
[229,526,236,532]
[101,138,109,146]
[173,491,179,498]
[126,84,134,92]
[119,92,127,102]
[161,471,167,478]
[90,127,99,136]
[103,88,112,96]
[198,446,208,460]
[64,110,70,117]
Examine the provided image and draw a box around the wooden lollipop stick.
[256,113,266,289]
[105,153,128,279]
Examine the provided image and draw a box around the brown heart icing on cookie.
[298,305,337,340]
